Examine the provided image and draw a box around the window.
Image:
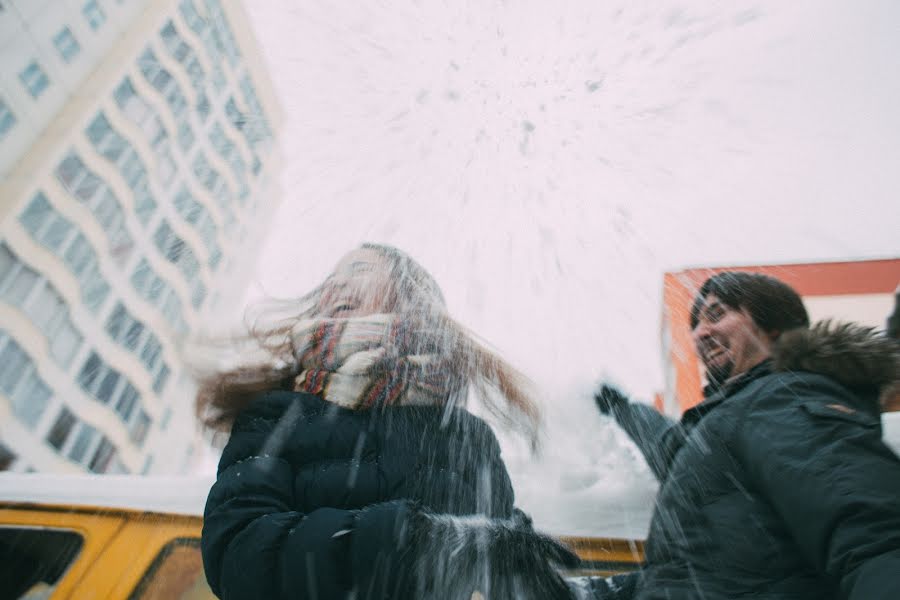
[129,538,215,600]
[0,335,51,428]
[159,406,172,431]
[130,259,188,333]
[0,258,39,306]
[53,27,81,62]
[64,233,92,273]
[115,383,138,421]
[85,114,158,224]
[46,406,77,450]
[82,0,106,30]
[67,422,97,463]
[19,61,50,98]
[0,442,15,471]
[0,527,84,599]
[153,364,170,394]
[0,98,15,138]
[88,436,116,472]
[76,352,103,393]
[77,351,149,433]
[55,154,135,265]
[105,302,171,385]
[20,194,110,316]
[114,78,151,123]
[130,409,151,445]
[13,369,53,428]
[0,249,84,371]
[0,334,29,396]
[51,319,83,368]
[95,369,121,404]
[177,120,194,151]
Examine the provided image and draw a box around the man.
[593,271,900,599]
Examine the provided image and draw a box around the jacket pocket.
[800,400,879,427]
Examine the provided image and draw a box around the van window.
[129,538,215,600]
[0,526,83,600]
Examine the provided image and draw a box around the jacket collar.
[771,320,897,413]
[683,360,773,427]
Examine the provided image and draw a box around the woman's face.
[317,248,394,318]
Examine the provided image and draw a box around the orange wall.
[659,258,900,415]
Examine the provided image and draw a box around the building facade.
[0,0,283,474]
[657,258,900,416]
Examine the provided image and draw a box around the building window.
[18,195,110,315]
[19,61,50,99]
[46,407,76,450]
[88,436,117,472]
[0,244,85,368]
[153,221,206,308]
[0,98,15,138]
[82,0,106,30]
[54,155,135,265]
[0,333,54,429]
[131,410,151,445]
[152,364,170,394]
[77,351,152,435]
[53,27,82,62]
[67,422,97,463]
[105,301,171,389]
[0,442,15,471]
[130,259,188,334]
[85,113,158,224]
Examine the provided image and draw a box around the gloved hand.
[593,383,630,416]
[407,507,580,600]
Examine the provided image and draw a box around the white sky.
[240,0,900,535]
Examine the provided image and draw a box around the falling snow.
[239,0,900,535]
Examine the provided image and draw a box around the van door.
[0,506,126,600]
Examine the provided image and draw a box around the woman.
[198,243,578,600]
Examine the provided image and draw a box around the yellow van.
[0,473,642,599]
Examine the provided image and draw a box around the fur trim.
[773,320,900,395]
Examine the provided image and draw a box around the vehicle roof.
[0,473,215,517]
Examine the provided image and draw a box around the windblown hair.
[690,271,810,336]
[194,243,541,443]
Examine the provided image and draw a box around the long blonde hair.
[194,243,541,443]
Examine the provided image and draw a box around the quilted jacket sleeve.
[611,402,678,481]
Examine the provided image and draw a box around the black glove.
[408,508,580,600]
[593,384,630,416]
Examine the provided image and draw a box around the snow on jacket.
[201,390,515,600]
[611,322,900,600]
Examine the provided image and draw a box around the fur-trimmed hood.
[772,320,900,407]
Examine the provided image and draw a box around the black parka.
[611,323,900,600]
[201,390,515,600]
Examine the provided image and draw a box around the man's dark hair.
[690,271,810,334]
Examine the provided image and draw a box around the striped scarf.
[290,314,456,410]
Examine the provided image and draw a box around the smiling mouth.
[702,347,727,363]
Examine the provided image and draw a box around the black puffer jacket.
[610,322,900,600]
[201,390,515,600]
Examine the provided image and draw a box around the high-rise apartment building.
[0,0,283,474]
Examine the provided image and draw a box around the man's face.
[691,294,775,386]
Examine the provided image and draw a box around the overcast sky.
[240,0,900,534]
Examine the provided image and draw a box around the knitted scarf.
[290,314,458,410]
